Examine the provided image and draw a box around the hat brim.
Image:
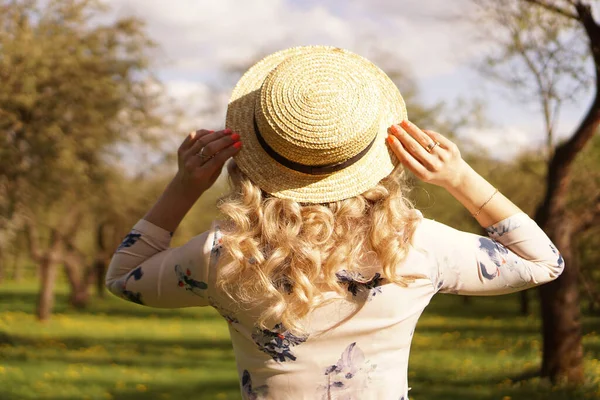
[226,46,407,203]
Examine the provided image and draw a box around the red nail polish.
[231,133,240,141]
[224,128,232,134]
[233,141,242,149]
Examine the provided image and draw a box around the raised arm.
[105,128,240,307]
[387,120,521,228]
[412,212,563,295]
[387,120,564,295]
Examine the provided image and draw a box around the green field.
[1,282,599,400]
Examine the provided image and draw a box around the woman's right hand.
[142,128,242,234]
[175,128,242,195]
[386,120,468,189]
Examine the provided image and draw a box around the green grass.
[1,282,599,400]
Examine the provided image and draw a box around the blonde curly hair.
[216,161,421,335]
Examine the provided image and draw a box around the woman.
[106,46,564,400]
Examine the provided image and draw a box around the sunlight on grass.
[1,281,599,399]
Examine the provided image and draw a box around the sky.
[104,0,595,160]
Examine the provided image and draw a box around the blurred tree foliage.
[0,0,172,318]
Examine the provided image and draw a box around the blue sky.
[105,0,595,160]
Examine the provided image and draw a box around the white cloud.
[165,80,211,101]
[104,0,479,80]
[162,80,229,131]
[461,125,542,160]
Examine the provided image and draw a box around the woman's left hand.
[386,120,467,189]
[174,128,242,195]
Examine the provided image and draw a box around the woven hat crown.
[226,46,407,203]
[255,50,382,166]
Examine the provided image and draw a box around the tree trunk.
[520,290,530,315]
[12,231,24,282]
[0,245,4,284]
[11,250,23,281]
[539,214,583,382]
[26,212,79,321]
[93,222,109,298]
[37,256,59,321]
[63,254,89,308]
[93,258,107,298]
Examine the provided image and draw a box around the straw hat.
[225,45,407,203]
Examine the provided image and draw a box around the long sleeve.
[105,219,221,308]
[412,212,565,295]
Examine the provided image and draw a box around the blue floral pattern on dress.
[117,232,141,251]
[476,237,531,288]
[477,238,510,280]
[319,342,377,399]
[242,369,268,399]
[252,323,307,362]
[336,270,384,299]
[117,266,144,305]
[549,244,565,268]
[211,226,223,260]
[486,219,521,238]
[174,264,208,296]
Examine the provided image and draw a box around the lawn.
[0,281,599,400]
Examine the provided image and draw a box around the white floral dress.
[105,211,564,400]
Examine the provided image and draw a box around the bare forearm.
[142,129,240,233]
[143,175,203,233]
[443,160,523,227]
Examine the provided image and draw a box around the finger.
[179,131,196,152]
[184,128,232,159]
[187,134,241,170]
[400,120,435,149]
[388,124,437,170]
[422,129,453,149]
[422,130,460,161]
[386,134,430,179]
[202,141,242,173]
[202,132,240,158]
[179,129,214,153]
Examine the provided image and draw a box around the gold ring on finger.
[195,147,211,163]
[426,141,440,153]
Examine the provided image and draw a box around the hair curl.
[215,161,422,336]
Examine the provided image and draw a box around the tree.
[0,0,168,319]
[473,0,600,383]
